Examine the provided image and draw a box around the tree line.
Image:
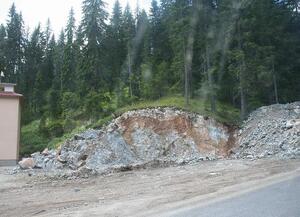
[0,0,299,128]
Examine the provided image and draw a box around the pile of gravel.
[234,102,300,159]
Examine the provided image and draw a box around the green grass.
[21,96,240,156]
[20,120,47,156]
[91,96,240,128]
[46,125,88,148]
[115,96,240,125]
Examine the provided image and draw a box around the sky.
[0,0,151,35]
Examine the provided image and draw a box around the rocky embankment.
[18,103,300,177]
[18,108,235,177]
[233,102,300,159]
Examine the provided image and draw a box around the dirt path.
[1,159,300,217]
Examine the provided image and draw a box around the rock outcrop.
[18,103,300,177]
[23,108,235,176]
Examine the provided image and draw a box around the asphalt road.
[170,176,300,217]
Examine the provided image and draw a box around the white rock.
[19,158,36,169]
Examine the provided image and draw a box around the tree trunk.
[184,1,199,107]
[240,77,247,120]
[206,45,216,113]
[184,37,194,107]
[184,43,190,107]
[272,58,279,104]
[60,68,63,93]
[237,18,247,120]
[128,46,133,98]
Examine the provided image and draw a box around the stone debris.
[42,148,49,156]
[18,158,36,169]
[16,103,300,178]
[17,107,234,177]
[233,102,300,159]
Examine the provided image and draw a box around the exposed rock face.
[113,109,234,159]
[233,102,300,159]
[26,108,235,175]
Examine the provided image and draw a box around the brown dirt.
[121,115,233,157]
[0,159,299,217]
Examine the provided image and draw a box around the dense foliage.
[0,0,299,153]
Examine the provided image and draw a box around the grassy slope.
[21,96,240,156]
[116,96,240,125]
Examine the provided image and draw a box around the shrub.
[21,120,48,156]
[84,91,117,119]
[63,118,77,133]
[61,92,80,118]
[47,119,64,138]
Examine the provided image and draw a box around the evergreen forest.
[0,0,299,154]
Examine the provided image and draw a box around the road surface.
[1,159,300,217]
[168,176,300,217]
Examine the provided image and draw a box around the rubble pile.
[17,103,300,177]
[18,108,234,177]
[234,102,300,159]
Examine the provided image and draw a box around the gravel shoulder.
[1,159,300,217]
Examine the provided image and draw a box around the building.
[0,83,22,166]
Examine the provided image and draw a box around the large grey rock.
[19,158,35,169]
[86,131,138,172]
[74,129,100,140]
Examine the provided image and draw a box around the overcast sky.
[0,0,151,35]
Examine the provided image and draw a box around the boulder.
[19,158,35,169]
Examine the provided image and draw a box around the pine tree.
[62,8,76,92]
[23,25,44,102]
[148,0,166,98]
[149,0,161,58]
[44,18,52,48]
[104,0,125,90]
[119,3,136,100]
[167,1,192,97]
[79,0,108,93]
[0,24,6,75]
[55,29,65,92]
[123,4,135,45]
[132,9,150,98]
[1,0,299,128]
[43,34,55,90]
[5,3,24,83]
[184,0,199,106]
[65,8,76,44]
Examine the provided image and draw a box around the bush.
[46,89,61,118]
[117,86,131,106]
[38,117,64,138]
[61,92,80,118]
[84,91,117,119]
[47,120,64,138]
[21,120,48,156]
[63,118,77,133]
[84,91,103,118]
